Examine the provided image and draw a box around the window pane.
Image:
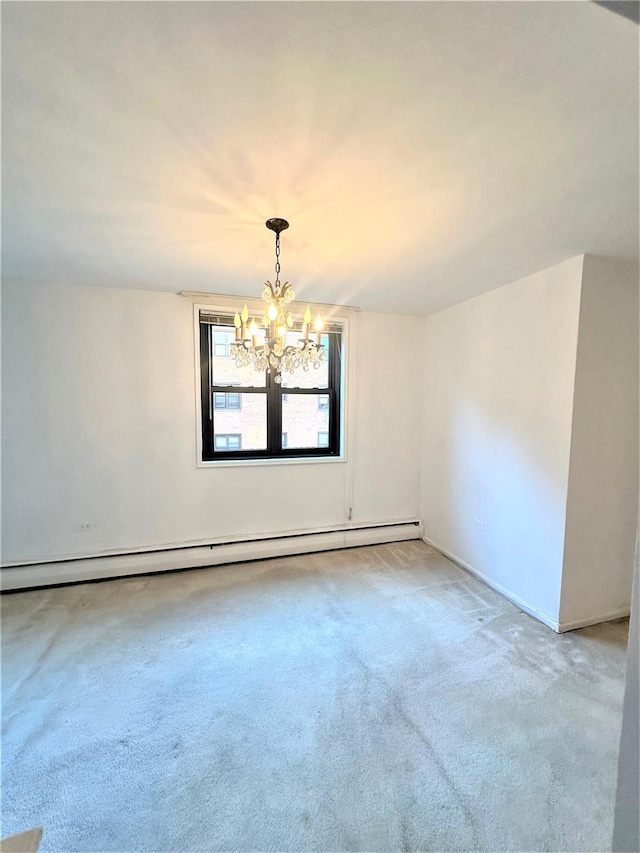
[281,331,330,389]
[210,325,266,388]
[281,394,330,449]
[213,393,267,451]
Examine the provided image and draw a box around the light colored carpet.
[1,541,628,852]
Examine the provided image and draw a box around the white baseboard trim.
[422,536,561,632]
[1,521,421,592]
[423,536,632,633]
[558,609,630,633]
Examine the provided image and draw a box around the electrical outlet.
[474,519,485,532]
[76,522,93,532]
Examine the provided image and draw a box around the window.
[200,316,342,460]
[215,434,242,451]
[214,392,241,410]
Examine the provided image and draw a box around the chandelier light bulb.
[268,304,278,321]
[249,318,258,348]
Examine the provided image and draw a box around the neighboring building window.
[215,434,242,450]
[214,392,241,410]
[213,331,233,358]
[199,316,342,460]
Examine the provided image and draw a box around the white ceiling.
[2,1,638,315]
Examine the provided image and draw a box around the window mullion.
[266,373,282,453]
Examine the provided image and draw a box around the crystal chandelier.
[229,218,325,384]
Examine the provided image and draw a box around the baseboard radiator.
[1,521,421,592]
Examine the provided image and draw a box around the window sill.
[197,453,346,469]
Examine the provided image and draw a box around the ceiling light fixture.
[229,218,325,384]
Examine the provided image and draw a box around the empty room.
[1,2,639,852]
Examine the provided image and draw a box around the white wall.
[420,257,585,626]
[350,311,423,525]
[1,283,424,565]
[560,256,639,626]
[613,546,639,852]
[612,257,640,851]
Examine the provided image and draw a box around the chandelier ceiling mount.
[265,217,290,235]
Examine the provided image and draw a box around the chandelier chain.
[274,232,281,283]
